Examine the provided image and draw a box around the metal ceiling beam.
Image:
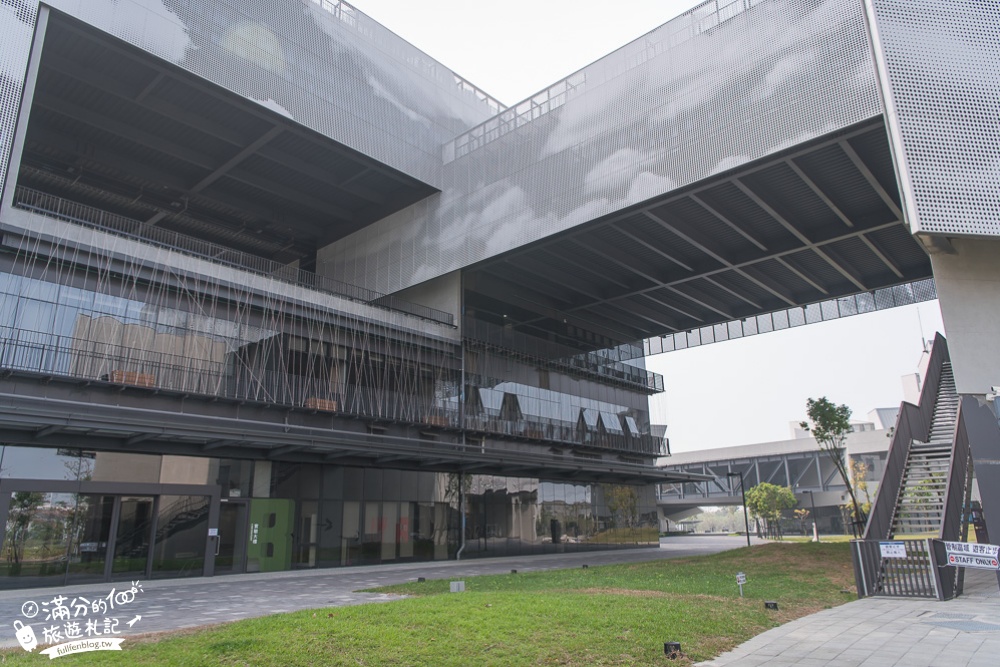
[578,298,683,333]
[134,71,165,104]
[255,144,385,205]
[566,237,668,288]
[786,158,854,229]
[126,433,157,446]
[611,222,694,272]
[546,244,634,291]
[40,52,251,147]
[189,126,284,194]
[33,424,63,439]
[33,93,356,223]
[45,17,425,193]
[663,283,734,320]
[689,193,769,251]
[839,139,904,221]
[202,439,236,451]
[268,445,304,458]
[208,163,356,223]
[468,274,645,343]
[859,235,905,279]
[513,252,615,299]
[732,178,869,292]
[526,219,906,341]
[774,256,829,295]
[644,209,798,307]
[703,276,761,309]
[637,292,704,324]
[41,50,404,207]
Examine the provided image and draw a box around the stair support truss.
[853,333,972,600]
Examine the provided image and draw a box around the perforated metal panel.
[321,0,884,294]
[0,0,37,194]
[25,0,500,187]
[865,0,1000,237]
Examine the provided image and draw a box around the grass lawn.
[0,543,855,666]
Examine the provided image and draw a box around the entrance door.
[111,496,155,579]
[66,494,115,585]
[215,500,248,574]
[246,499,293,573]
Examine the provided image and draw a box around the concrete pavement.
[698,568,1000,667]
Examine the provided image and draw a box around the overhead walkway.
[657,427,891,530]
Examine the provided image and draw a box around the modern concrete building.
[0,0,996,590]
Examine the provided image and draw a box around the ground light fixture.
[765,601,779,610]
[663,641,682,658]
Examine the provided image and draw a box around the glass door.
[66,494,114,585]
[215,500,248,574]
[111,496,155,579]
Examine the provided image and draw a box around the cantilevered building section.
[0,0,996,588]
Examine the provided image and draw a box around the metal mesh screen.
[865,0,1000,236]
[7,0,501,188]
[0,0,37,194]
[322,0,883,294]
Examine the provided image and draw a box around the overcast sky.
[346,0,947,453]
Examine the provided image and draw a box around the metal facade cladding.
[864,0,1000,237]
[318,0,884,293]
[0,0,501,193]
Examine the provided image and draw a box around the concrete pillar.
[959,396,1000,587]
[930,238,1000,395]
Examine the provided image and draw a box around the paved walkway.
[698,569,1000,667]
[0,535,756,649]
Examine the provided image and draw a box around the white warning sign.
[943,541,1000,570]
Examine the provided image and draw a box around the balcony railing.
[11,187,454,326]
[443,0,767,161]
[0,326,664,457]
[464,317,664,394]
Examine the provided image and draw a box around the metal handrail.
[444,0,767,160]
[463,318,664,393]
[851,538,940,599]
[307,0,503,114]
[12,187,454,326]
[863,333,948,540]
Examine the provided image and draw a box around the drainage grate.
[920,612,974,620]
[923,620,1000,633]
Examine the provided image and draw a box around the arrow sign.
[947,553,999,569]
[944,541,1000,571]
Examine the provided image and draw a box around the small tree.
[849,458,873,519]
[793,508,811,535]
[745,483,797,539]
[800,397,866,535]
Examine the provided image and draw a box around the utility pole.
[727,471,751,548]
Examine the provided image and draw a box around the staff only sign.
[943,541,1000,570]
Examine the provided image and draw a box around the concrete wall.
[930,238,1000,395]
